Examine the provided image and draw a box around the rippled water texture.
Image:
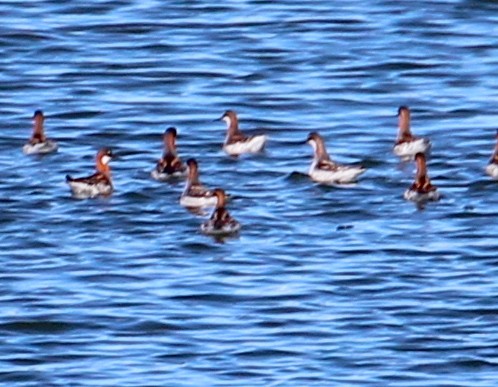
[1,1,498,386]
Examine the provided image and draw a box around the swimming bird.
[305,132,365,184]
[180,158,218,208]
[151,127,186,180]
[485,130,498,179]
[219,110,267,156]
[23,110,58,154]
[200,188,241,235]
[404,152,440,202]
[66,148,114,199]
[393,106,431,158]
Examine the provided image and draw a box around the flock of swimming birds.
[23,107,498,236]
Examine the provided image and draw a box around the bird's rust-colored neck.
[187,161,200,185]
[164,132,177,155]
[315,138,330,161]
[308,133,330,161]
[97,162,110,175]
[214,189,226,208]
[398,108,412,141]
[224,111,241,136]
[32,113,46,142]
[415,154,428,183]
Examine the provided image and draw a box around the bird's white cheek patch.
[101,155,111,165]
[222,116,231,127]
[308,139,317,152]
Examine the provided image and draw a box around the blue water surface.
[0,1,498,386]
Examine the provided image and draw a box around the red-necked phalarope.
[393,106,431,159]
[151,127,187,180]
[219,110,267,156]
[180,158,218,208]
[66,148,114,199]
[23,110,58,155]
[404,152,440,202]
[305,131,365,184]
[200,188,241,235]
